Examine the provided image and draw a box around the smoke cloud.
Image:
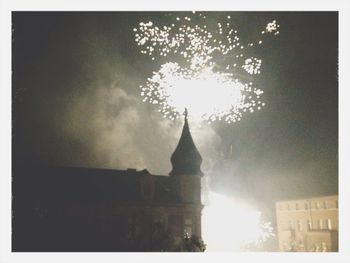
[57,64,222,177]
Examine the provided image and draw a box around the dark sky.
[12,12,338,203]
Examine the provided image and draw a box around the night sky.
[12,12,338,204]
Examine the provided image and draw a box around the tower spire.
[169,111,203,176]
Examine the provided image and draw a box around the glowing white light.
[142,63,263,123]
[134,14,280,123]
[202,192,274,251]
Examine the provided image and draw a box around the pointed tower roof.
[169,109,203,176]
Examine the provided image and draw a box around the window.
[319,219,323,229]
[307,220,312,230]
[305,203,309,210]
[295,203,299,210]
[286,204,290,211]
[297,220,302,231]
[184,218,193,237]
[316,201,320,209]
[324,201,329,209]
[153,217,164,225]
[327,219,332,230]
[289,220,294,230]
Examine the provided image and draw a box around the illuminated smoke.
[202,191,275,251]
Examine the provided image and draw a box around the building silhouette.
[13,114,205,252]
[275,195,338,252]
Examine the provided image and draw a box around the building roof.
[275,194,338,204]
[169,112,203,176]
[14,165,182,205]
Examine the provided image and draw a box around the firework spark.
[134,13,279,123]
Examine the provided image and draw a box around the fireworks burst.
[134,12,280,123]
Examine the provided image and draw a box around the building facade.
[13,114,205,252]
[275,195,338,252]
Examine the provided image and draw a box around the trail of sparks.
[134,13,280,123]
